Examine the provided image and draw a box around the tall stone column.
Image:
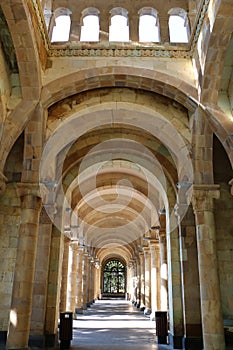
[128,261,135,302]
[132,260,137,304]
[82,252,88,310]
[76,246,84,314]
[127,263,132,300]
[94,261,100,299]
[6,184,41,349]
[178,205,203,349]
[192,185,225,350]
[143,247,151,315]
[60,237,70,312]
[167,224,184,348]
[66,242,78,315]
[88,261,94,304]
[159,230,168,311]
[130,258,137,305]
[30,207,53,347]
[86,257,92,306]
[149,241,158,320]
[44,226,64,345]
[135,256,141,307]
[139,251,145,310]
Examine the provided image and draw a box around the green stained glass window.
[103,260,126,293]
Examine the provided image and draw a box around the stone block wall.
[215,183,233,318]
[0,184,20,333]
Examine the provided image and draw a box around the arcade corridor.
[0,2,233,350]
[68,299,170,350]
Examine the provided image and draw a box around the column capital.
[39,180,57,205]
[149,239,159,247]
[158,229,166,242]
[69,240,79,250]
[16,182,41,198]
[192,184,220,212]
[143,246,151,258]
[149,226,160,239]
[16,182,42,210]
[44,203,57,221]
[77,245,84,253]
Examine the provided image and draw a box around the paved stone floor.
[70,299,174,350]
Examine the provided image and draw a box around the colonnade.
[3,183,227,350]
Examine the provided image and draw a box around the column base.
[150,313,155,321]
[29,334,57,348]
[0,331,7,347]
[75,307,83,314]
[182,336,203,349]
[140,305,145,311]
[225,329,233,346]
[168,333,183,349]
[144,308,151,316]
[4,346,31,350]
[157,335,168,344]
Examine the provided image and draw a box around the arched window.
[80,8,100,42]
[103,260,126,294]
[51,8,71,42]
[168,8,190,43]
[109,8,129,42]
[138,8,160,43]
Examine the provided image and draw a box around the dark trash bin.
[59,312,73,349]
[155,311,168,344]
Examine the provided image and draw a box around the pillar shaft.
[150,242,158,316]
[30,209,53,340]
[143,247,151,312]
[60,237,70,312]
[44,226,64,339]
[139,252,145,309]
[159,231,168,311]
[193,185,225,350]
[136,257,141,307]
[88,262,94,304]
[7,187,41,349]
[66,242,78,313]
[76,246,84,313]
[82,254,88,309]
[167,225,184,348]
